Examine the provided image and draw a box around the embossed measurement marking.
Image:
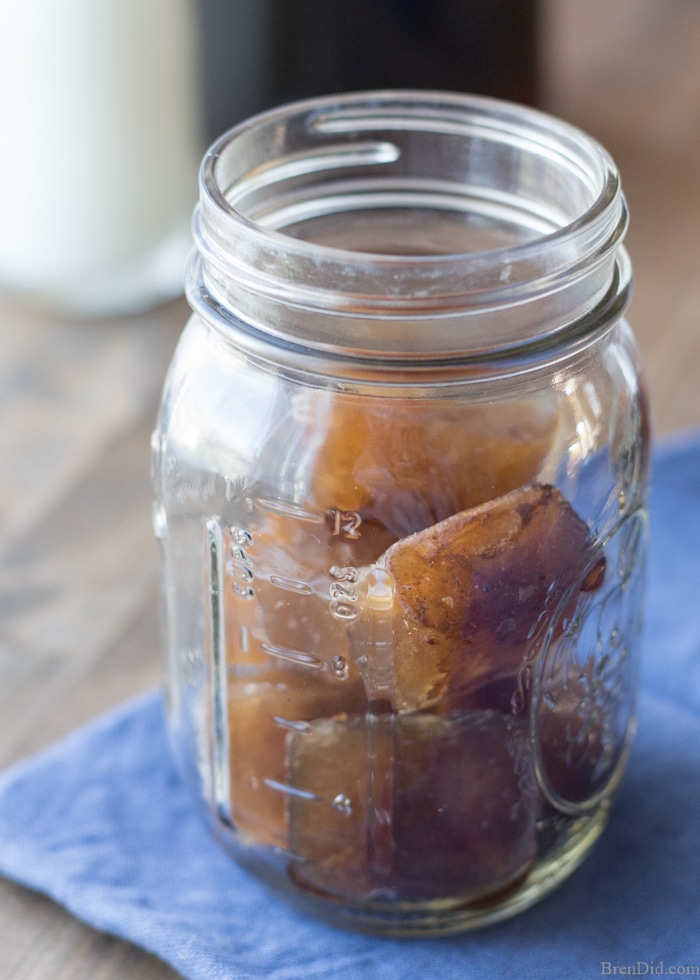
[326,508,362,539]
[269,575,313,595]
[230,525,255,599]
[261,642,324,669]
[331,793,353,816]
[328,564,359,620]
[256,498,325,523]
[263,778,321,801]
[272,716,313,734]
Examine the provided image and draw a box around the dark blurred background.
[198,0,539,141]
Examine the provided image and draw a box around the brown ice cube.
[291,391,559,539]
[287,710,537,903]
[227,674,366,849]
[376,484,598,712]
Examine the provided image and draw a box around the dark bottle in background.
[270,0,539,108]
[199,0,539,141]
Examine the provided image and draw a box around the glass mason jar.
[152,91,650,935]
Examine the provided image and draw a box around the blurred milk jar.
[0,0,202,316]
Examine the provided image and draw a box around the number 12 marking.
[327,508,362,540]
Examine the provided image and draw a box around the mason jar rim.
[190,90,630,367]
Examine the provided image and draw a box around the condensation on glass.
[152,92,650,935]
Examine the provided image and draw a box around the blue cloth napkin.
[1,433,699,980]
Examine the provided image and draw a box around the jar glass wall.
[152,92,650,935]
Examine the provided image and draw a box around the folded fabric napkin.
[1,432,699,980]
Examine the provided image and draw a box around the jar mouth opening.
[192,90,629,361]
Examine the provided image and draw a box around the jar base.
[212,802,608,937]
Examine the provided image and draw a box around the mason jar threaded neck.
[188,90,630,366]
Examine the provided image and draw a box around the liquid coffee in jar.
[152,92,650,935]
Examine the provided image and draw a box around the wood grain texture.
[0,299,184,980]
[0,877,177,980]
[1,4,699,975]
[542,0,700,436]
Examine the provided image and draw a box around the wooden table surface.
[1,3,699,977]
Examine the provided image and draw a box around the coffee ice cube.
[376,484,598,712]
[287,710,536,903]
[291,391,560,539]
